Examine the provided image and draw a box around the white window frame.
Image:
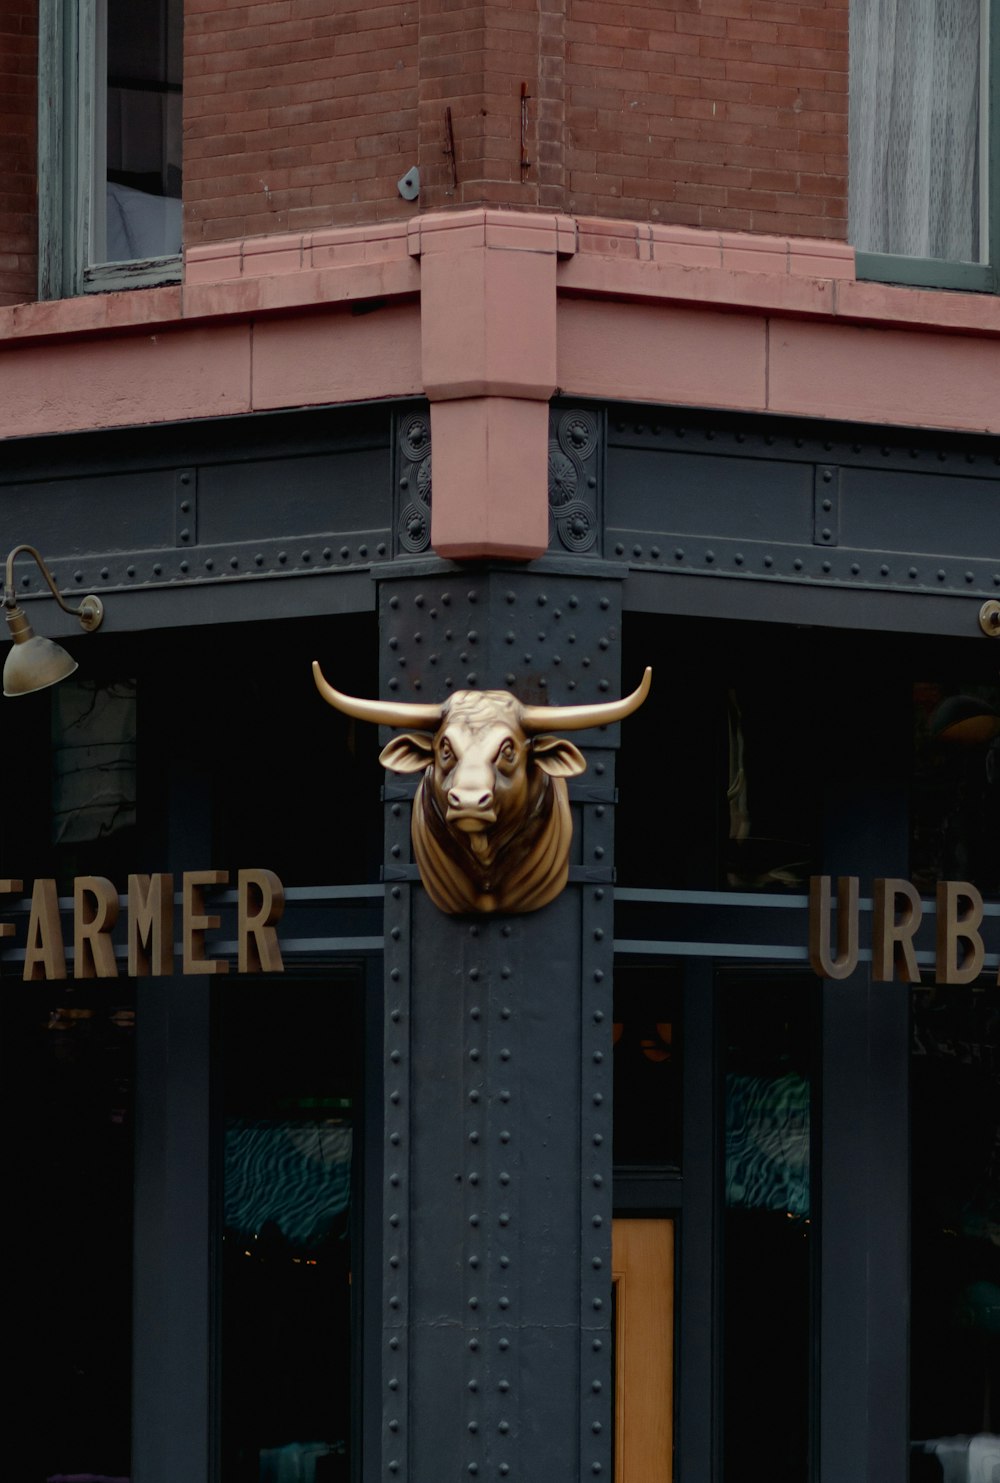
[38,0,182,299]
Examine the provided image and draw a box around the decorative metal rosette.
[399,412,431,463]
[548,440,579,508]
[396,411,433,552]
[549,408,599,553]
[398,502,431,553]
[557,409,598,461]
[416,454,432,505]
[554,500,597,552]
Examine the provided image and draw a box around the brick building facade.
[1,2,998,1482]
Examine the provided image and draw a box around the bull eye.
[498,739,516,765]
[438,736,454,765]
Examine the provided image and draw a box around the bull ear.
[379,732,435,774]
[531,734,588,778]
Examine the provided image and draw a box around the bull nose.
[448,788,493,810]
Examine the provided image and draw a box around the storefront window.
[910,984,1000,1477]
[613,964,681,1171]
[220,974,360,1483]
[722,974,816,1482]
[912,679,1000,895]
[5,977,136,1481]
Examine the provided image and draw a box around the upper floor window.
[39,0,182,298]
[850,0,995,291]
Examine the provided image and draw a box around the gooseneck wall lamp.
[2,544,104,697]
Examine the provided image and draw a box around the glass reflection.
[220,977,358,1483]
[722,974,815,1483]
[910,984,1000,1479]
[103,0,183,265]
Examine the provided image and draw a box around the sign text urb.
[0,869,284,980]
[810,875,997,984]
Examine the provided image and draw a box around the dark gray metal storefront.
[4,398,999,1483]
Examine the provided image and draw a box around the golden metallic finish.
[2,617,79,696]
[314,666,653,914]
[312,661,653,735]
[980,599,1000,636]
[311,662,443,730]
[518,666,652,732]
[2,544,105,697]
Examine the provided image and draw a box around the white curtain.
[850,0,984,262]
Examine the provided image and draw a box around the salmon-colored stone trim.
[6,210,1000,537]
[430,398,551,560]
[5,212,1000,355]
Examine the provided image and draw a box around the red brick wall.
[184,0,420,242]
[185,0,847,249]
[416,0,552,211]
[0,0,38,306]
[564,0,848,237]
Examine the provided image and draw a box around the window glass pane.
[910,984,1000,1475]
[220,976,360,1483]
[613,963,682,1170]
[103,0,183,263]
[722,681,820,893]
[722,973,815,1483]
[4,978,135,1480]
[850,0,985,263]
[912,679,1000,895]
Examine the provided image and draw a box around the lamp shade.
[2,604,79,696]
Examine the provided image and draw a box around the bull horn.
[312,661,444,730]
[520,666,652,732]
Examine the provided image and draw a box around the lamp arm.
[4,544,103,630]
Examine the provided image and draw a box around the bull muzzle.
[446,785,497,830]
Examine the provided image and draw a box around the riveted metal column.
[376,562,625,1483]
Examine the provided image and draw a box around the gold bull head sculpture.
[312,663,652,915]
